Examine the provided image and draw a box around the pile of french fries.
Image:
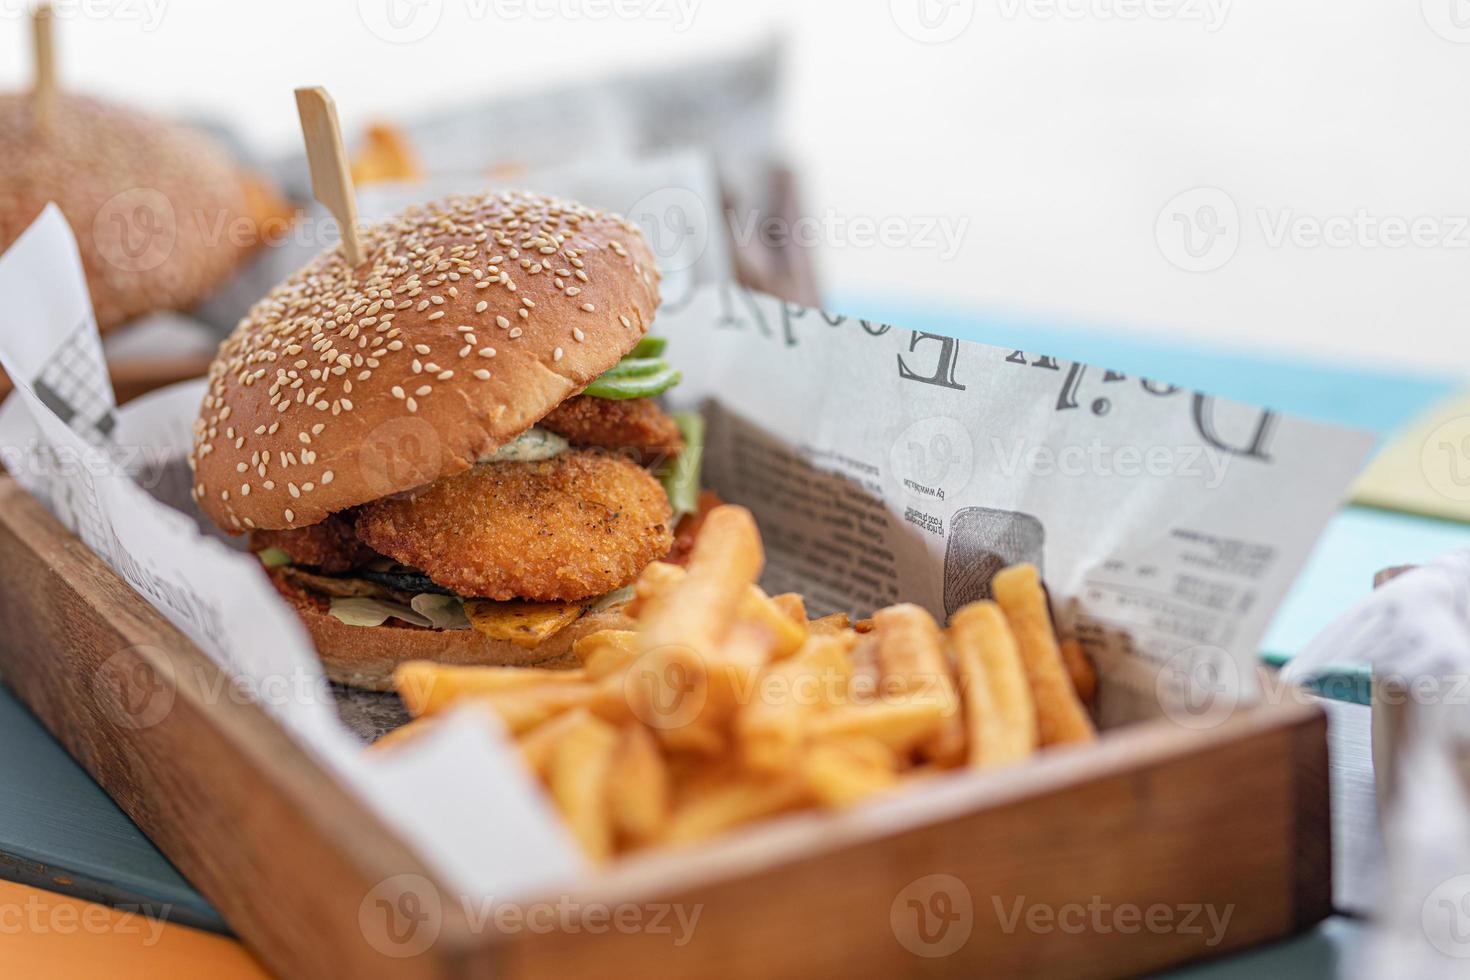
[381,505,1098,862]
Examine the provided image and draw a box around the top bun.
[190,190,660,533]
[0,94,259,332]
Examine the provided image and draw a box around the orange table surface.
[0,877,267,978]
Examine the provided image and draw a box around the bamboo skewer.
[294,86,364,268]
[32,4,56,134]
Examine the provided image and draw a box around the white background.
[3,0,1467,373]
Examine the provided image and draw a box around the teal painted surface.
[1160,917,1365,978]
[0,680,226,933]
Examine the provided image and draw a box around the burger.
[189,190,700,690]
[0,93,285,333]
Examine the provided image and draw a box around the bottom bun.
[273,574,633,690]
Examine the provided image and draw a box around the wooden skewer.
[294,86,364,268]
[32,3,56,134]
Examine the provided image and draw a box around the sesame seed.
[322,471,335,485]
[553,347,564,362]
[476,301,488,313]
[496,315,510,329]
[414,344,431,355]
[285,508,294,523]
[428,311,445,321]
[478,347,496,357]
[582,303,596,312]
[416,385,432,396]
[392,386,405,399]
[509,327,523,338]
[573,327,585,342]
[474,369,491,380]
[406,398,418,413]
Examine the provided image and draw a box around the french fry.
[349,122,421,185]
[631,560,807,657]
[549,714,619,862]
[1059,637,1098,706]
[872,605,964,763]
[368,715,440,753]
[845,634,882,706]
[818,733,901,772]
[810,698,947,755]
[633,624,768,755]
[736,638,839,774]
[608,726,671,844]
[480,686,597,735]
[572,629,638,666]
[991,564,1096,745]
[394,661,585,718]
[519,709,593,780]
[627,561,684,618]
[801,738,899,807]
[770,592,807,625]
[663,773,807,844]
[632,507,763,729]
[583,643,640,681]
[808,612,852,636]
[949,600,1038,767]
[741,586,808,658]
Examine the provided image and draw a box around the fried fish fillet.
[539,395,683,465]
[354,450,674,601]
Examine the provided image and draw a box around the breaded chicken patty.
[353,450,674,601]
[250,512,377,573]
[539,395,683,465]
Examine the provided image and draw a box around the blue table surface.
[3,297,1464,972]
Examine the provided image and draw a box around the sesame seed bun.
[190,190,660,533]
[0,94,262,333]
[273,572,634,690]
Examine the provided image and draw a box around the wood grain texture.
[478,698,1331,979]
[0,475,1331,978]
[0,480,479,979]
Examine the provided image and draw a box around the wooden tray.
[0,477,1331,979]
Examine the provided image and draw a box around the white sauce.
[478,427,568,463]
